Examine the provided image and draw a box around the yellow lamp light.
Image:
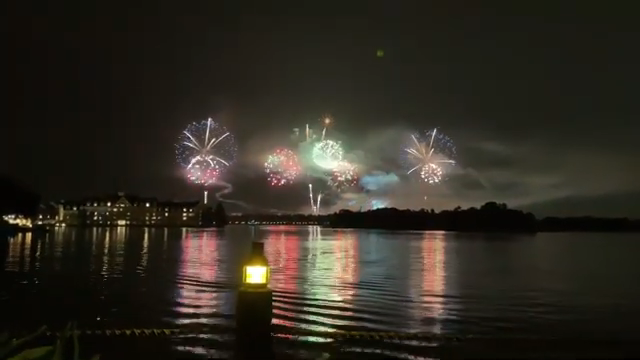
[241,242,270,288]
[243,265,269,285]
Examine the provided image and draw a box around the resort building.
[47,192,207,227]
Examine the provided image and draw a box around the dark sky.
[6,1,640,217]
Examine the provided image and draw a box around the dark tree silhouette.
[325,202,538,232]
[200,206,215,227]
[323,203,640,232]
[199,202,228,228]
[229,202,639,233]
[213,202,228,228]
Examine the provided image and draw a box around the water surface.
[1,226,639,358]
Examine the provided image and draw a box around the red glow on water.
[174,231,219,317]
[265,229,300,328]
[265,231,300,294]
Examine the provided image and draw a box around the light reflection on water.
[408,232,445,333]
[2,227,640,359]
[276,228,359,332]
[174,231,220,318]
[265,230,299,328]
[173,230,233,326]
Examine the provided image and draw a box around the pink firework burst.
[264,148,301,186]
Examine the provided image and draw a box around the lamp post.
[235,241,273,353]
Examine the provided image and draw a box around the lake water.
[1,226,639,359]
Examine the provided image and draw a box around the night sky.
[6,2,639,217]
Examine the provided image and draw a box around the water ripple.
[2,227,640,358]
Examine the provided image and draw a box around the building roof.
[54,193,202,208]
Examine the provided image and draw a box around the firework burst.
[329,161,358,190]
[403,128,456,184]
[264,148,301,186]
[312,139,344,170]
[419,163,444,184]
[187,158,221,185]
[176,118,237,184]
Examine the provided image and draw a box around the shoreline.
[3,224,640,234]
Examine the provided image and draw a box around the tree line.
[2,175,639,232]
[326,202,640,232]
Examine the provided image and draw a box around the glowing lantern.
[242,242,270,288]
[244,266,268,285]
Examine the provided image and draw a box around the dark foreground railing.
[4,323,638,360]
[8,324,638,343]
[8,325,465,341]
